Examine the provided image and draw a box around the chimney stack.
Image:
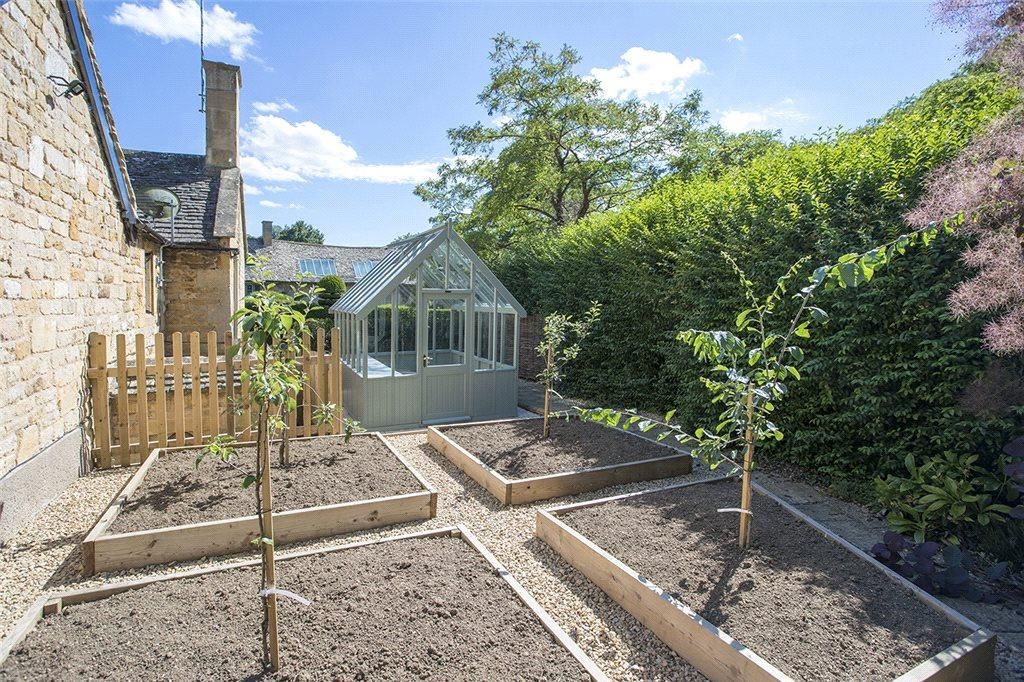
[262,220,273,247]
[203,60,241,169]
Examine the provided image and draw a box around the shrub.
[493,69,1024,512]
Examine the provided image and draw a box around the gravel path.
[0,431,712,681]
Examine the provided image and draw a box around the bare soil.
[0,535,589,680]
[447,418,685,479]
[561,479,966,681]
[109,436,425,534]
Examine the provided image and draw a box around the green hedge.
[494,69,1023,494]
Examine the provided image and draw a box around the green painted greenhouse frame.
[331,226,526,429]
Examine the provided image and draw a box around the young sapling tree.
[582,221,955,547]
[197,256,337,673]
[536,303,601,438]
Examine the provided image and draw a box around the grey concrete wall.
[0,427,81,545]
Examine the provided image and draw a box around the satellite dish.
[139,187,180,221]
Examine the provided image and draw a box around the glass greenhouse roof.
[331,226,526,318]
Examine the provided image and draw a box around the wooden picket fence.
[86,328,342,469]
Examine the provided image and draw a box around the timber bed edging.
[536,477,996,682]
[427,416,694,505]
[82,432,439,576]
[3,526,609,681]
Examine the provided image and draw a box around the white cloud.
[241,114,439,185]
[264,185,287,193]
[258,199,303,209]
[727,33,744,42]
[590,47,706,100]
[253,100,297,114]
[246,185,263,195]
[719,98,808,133]
[110,0,257,60]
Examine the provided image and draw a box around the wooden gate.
[86,328,342,469]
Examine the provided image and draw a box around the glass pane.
[421,248,446,288]
[396,283,417,374]
[447,240,472,290]
[426,297,466,367]
[498,313,516,368]
[367,304,393,377]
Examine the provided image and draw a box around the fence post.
[134,334,150,461]
[115,334,130,467]
[225,330,236,438]
[153,332,168,448]
[207,331,220,437]
[190,331,203,445]
[330,326,341,434]
[301,331,312,438]
[171,333,185,447]
[87,333,111,468]
[316,328,326,436]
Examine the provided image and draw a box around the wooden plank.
[153,332,168,449]
[0,596,47,665]
[331,326,341,434]
[895,630,996,682]
[316,327,326,436]
[87,333,110,469]
[459,526,609,682]
[224,331,236,437]
[189,332,203,445]
[427,426,512,504]
[429,418,693,506]
[508,453,692,504]
[67,526,460,607]
[89,491,435,574]
[81,449,164,576]
[206,331,219,437]
[378,432,438,516]
[240,345,251,440]
[115,334,131,466]
[536,510,788,682]
[171,333,185,447]
[302,331,312,438]
[133,334,150,460]
[543,478,996,682]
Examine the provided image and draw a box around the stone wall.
[162,247,235,348]
[0,0,159,482]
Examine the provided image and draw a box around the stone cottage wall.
[0,0,158,536]
[162,248,236,351]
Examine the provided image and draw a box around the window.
[298,258,337,277]
[144,251,155,314]
[352,260,378,280]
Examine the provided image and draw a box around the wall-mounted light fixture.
[47,75,86,99]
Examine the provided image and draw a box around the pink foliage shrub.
[911,1,1024,354]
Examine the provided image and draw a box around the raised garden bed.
[82,432,438,575]
[537,477,995,682]
[427,417,692,505]
[1,527,607,680]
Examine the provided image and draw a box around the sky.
[86,1,969,246]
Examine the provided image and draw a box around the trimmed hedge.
[494,69,1023,494]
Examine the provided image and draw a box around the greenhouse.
[331,226,526,429]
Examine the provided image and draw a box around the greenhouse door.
[421,294,469,423]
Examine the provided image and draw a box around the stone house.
[0,0,166,539]
[125,59,247,352]
[247,220,390,292]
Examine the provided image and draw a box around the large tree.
[910,1,1024,354]
[416,34,704,255]
[275,220,325,244]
